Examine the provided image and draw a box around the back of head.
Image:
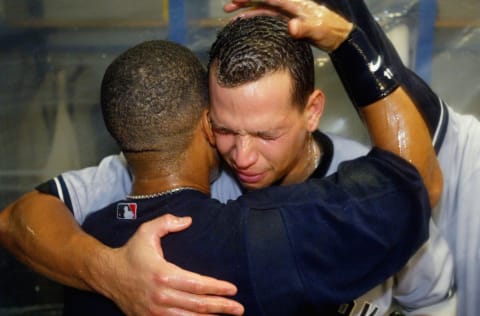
[208,15,314,107]
[101,40,208,157]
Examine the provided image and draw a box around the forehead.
[209,70,302,131]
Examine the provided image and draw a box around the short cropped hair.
[208,15,314,109]
[101,40,208,157]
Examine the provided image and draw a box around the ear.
[201,109,216,146]
[304,89,325,132]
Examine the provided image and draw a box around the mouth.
[235,170,265,184]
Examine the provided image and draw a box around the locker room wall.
[0,0,478,314]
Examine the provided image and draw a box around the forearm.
[329,27,442,206]
[321,0,446,151]
[0,191,114,294]
[268,0,443,197]
[360,88,441,199]
[1,191,245,315]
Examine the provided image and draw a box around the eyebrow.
[208,111,290,135]
[210,118,285,139]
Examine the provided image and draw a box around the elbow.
[0,191,40,253]
[0,202,16,251]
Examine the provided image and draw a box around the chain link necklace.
[309,136,321,172]
[126,187,198,200]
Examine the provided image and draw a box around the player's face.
[209,70,317,190]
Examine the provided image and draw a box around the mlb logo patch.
[117,203,137,219]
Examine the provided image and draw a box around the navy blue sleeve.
[35,176,75,213]
[319,0,447,152]
[244,148,430,314]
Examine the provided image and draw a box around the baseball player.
[210,5,455,314]
[237,0,478,314]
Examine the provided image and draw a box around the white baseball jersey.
[434,103,480,316]
[48,132,455,315]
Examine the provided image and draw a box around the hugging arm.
[0,190,244,316]
[317,0,448,152]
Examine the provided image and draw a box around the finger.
[146,305,217,316]
[153,287,244,316]
[158,263,239,296]
[225,1,304,21]
[229,0,268,4]
[224,0,283,13]
[287,18,304,38]
[224,0,266,13]
[253,0,304,16]
[143,214,193,237]
[158,307,216,316]
[156,307,217,316]
[224,3,245,13]
[233,7,284,19]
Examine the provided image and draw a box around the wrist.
[329,26,399,108]
[75,233,118,298]
[328,21,354,52]
[311,4,354,52]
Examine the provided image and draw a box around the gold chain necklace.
[309,136,321,172]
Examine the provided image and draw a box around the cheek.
[260,139,294,165]
[268,131,307,165]
[214,134,234,156]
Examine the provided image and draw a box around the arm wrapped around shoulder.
[245,148,430,312]
[329,26,400,108]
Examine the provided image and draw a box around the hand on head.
[224,0,353,52]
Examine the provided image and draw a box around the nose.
[231,134,257,170]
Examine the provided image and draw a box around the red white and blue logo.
[116,203,137,220]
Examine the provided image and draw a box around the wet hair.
[101,40,208,158]
[208,15,315,108]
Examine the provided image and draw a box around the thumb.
[288,18,304,39]
[149,214,193,238]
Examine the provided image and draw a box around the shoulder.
[324,132,370,176]
[327,132,370,159]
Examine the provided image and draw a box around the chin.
[241,180,272,191]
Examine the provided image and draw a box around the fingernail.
[233,305,245,315]
[173,216,190,224]
[180,216,191,222]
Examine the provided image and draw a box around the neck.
[125,151,211,197]
[281,133,321,185]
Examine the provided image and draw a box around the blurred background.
[0,0,478,314]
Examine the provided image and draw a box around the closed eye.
[212,126,235,136]
[255,132,279,141]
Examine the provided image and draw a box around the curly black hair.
[101,40,208,157]
[209,15,314,108]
